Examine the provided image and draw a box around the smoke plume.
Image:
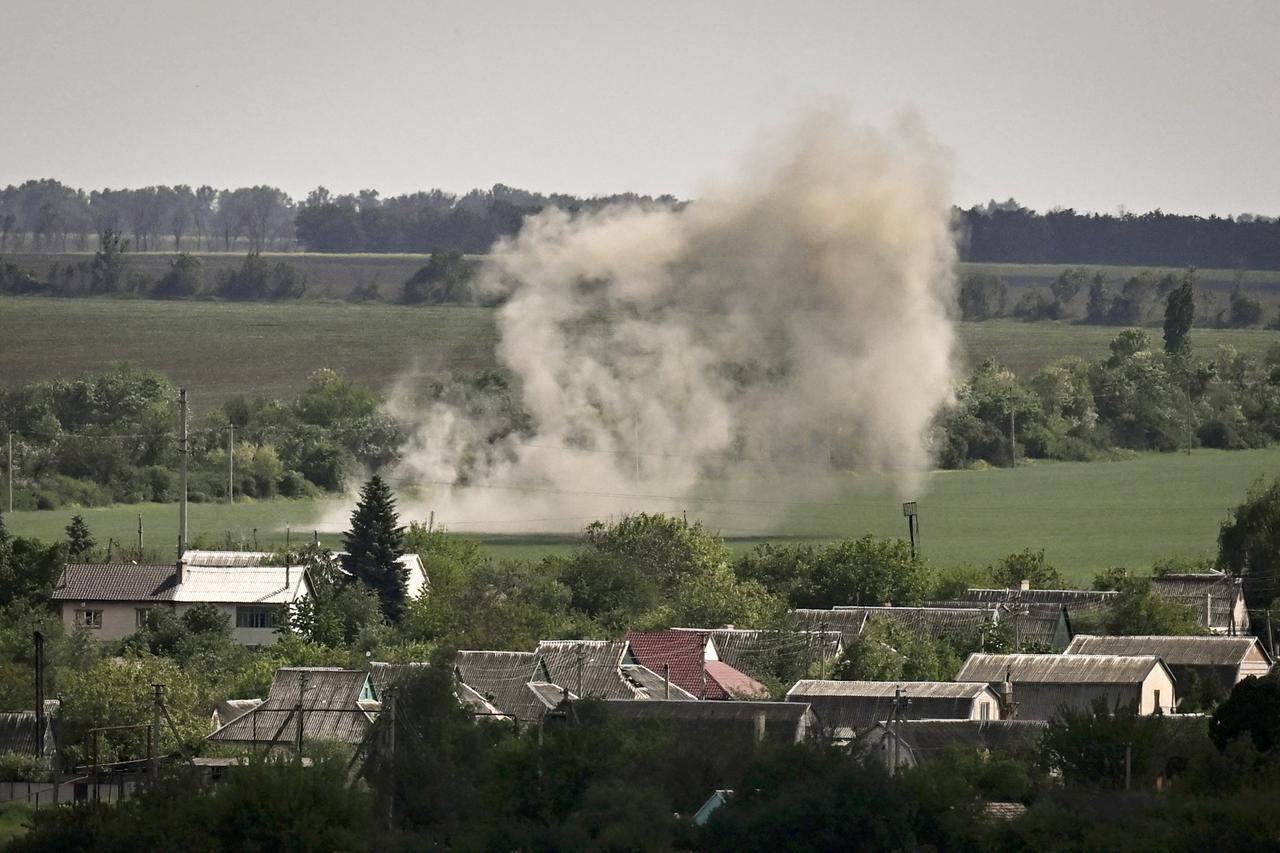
[385,111,959,533]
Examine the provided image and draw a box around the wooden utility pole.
[1009,408,1017,468]
[151,684,163,780]
[385,688,396,827]
[6,433,12,513]
[296,671,309,761]
[228,424,234,503]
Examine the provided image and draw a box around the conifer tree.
[66,514,95,559]
[341,476,407,622]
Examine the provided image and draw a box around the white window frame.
[135,608,152,628]
[75,609,103,629]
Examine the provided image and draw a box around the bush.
[0,752,45,782]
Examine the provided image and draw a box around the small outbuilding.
[1064,634,1272,705]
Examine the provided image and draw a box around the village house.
[672,627,844,683]
[861,719,1046,772]
[599,698,818,745]
[453,650,566,725]
[926,600,1074,650]
[955,652,1178,719]
[1064,634,1272,704]
[51,560,311,645]
[625,631,769,700]
[1150,572,1248,635]
[793,606,998,649]
[786,680,1003,741]
[181,549,431,599]
[535,640,696,700]
[207,667,379,750]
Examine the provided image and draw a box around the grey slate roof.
[601,698,817,745]
[208,668,378,746]
[787,680,997,737]
[1064,635,1268,668]
[1151,573,1244,632]
[53,563,177,601]
[0,711,55,756]
[673,628,843,683]
[956,588,1117,610]
[368,662,429,696]
[619,664,697,700]
[454,651,555,723]
[863,719,1046,765]
[956,653,1164,684]
[794,606,997,644]
[928,601,1072,649]
[535,640,637,699]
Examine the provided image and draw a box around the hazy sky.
[3,1,1277,215]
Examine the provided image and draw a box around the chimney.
[1000,665,1015,719]
[286,563,291,588]
[175,559,185,586]
[1018,578,1030,591]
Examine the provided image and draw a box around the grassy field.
[0,802,31,846]
[7,447,1278,585]
[3,297,1278,409]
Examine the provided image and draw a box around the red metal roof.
[625,631,763,700]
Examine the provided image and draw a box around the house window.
[236,606,276,629]
[75,609,103,629]
[1154,689,1162,715]
[136,608,152,628]
[980,702,991,721]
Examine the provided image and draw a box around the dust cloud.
[376,110,960,534]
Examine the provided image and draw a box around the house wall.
[972,694,1001,721]
[1139,667,1178,714]
[171,602,282,646]
[1238,644,1273,681]
[56,600,166,642]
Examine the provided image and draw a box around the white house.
[52,560,311,645]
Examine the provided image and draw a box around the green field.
[8,448,1278,585]
[3,297,1278,410]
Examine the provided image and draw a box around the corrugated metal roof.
[1065,635,1268,667]
[213,699,262,730]
[793,606,997,643]
[53,563,177,602]
[368,662,429,696]
[172,565,307,604]
[1151,574,1243,631]
[787,681,996,737]
[864,719,1046,763]
[535,640,637,699]
[926,601,1071,649]
[672,628,843,683]
[705,660,769,699]
[956,653,1162,684]
[626,631,731,700]
[181,550,273,567]
[0,712,53,755]
[208,668,377,746]
[619,664,697,700]
[958,588,1117,608]
[454,651,553,723]
[601,698,816,744]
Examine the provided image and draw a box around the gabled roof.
[864,719,1046,764]
[535,640,637,699]
[672,628,842,683]
[0,711,56,756]
[1064,635,1271,668]
[787,680,998,737]
[454,651,554,722]
[368,661,429,696]
[625,631,764,700]
[53,563,177,602]
[956,588,1117,608]
[173,565,307,604]
[928,600,1072,649]
[208,668,378,746]
[1151,573,1244,631]
[956,653,1167,685]
[601,698,816,744]
[793,606,997,643]
[619,664,697,700]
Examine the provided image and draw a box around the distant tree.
[0,512,66,608]
[832,615,961,681]
[1084,274,1111,324]
[341,475,407,622]
[401,250,473,304]
[956,274,1007,321]
[1049,267,1090,317]
[794,535,929,609]
[1162,273,1195,355]
[1103,576,1204,636]
[1210,675,1280,752]
[1228,286,1264,328]
[988,548,1063,589]
[89,229,129,294]
[65,514,95,558]
[1042,697,1170,789]
[1218,478,1280,617]
[150,252,202,299]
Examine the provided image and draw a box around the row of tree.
[7,180,1277,268]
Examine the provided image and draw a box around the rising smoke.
[385,110,959,533]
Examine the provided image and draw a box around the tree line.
[5,179,1278,269]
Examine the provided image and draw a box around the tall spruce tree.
[1163,274,1195,355]
[66,514,96,559]
[341,476,408,622]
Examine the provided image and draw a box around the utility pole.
[576,643,584,697]
[1009,408,1017,468]
[228,424,234,503]
[902,502,918,561]
[151,684,163,780]
[385,688,396,827]
[138,515,144,553]
[6,433,12,514]
[296,671,308,761]
[33,632,44,760]
[178,389,188,557]
[1185,364,1192,456]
